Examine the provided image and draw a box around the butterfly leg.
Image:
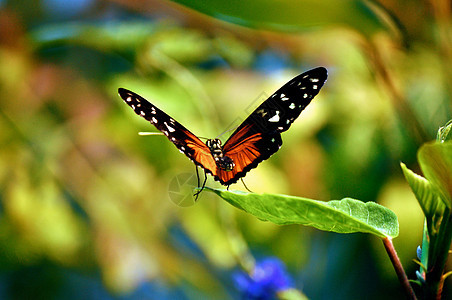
[193,171,207,201]
[240,178,253,193]
[195,166,200,188]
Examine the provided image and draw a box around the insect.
[118,67,327,194]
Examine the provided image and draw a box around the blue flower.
[416,245,422,260]
[233,257,294,300]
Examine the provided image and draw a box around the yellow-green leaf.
[206,188,398,238]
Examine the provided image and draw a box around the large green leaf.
[170,0,388,35]
[400,162,446,224]
[206,188,398,238]
[401,141,452,289]
[419,142,452,208]
[400,161,444,269]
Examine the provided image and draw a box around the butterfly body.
[119,67,327,187]
[205,139,235,171]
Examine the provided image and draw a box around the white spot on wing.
[268,111,280,122]
[313,85,318,90]
[289,103,295,109]
[303,93,308,98]
[281,96,289,101]
[152,117,157,123]
[257,109,267,117]
[164,121,175,132]
[126,97,132,102]
[140,111,145,116]
[310,78,319,82]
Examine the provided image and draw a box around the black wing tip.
[118,88,143,103]
[289,67,328,85]
[118,88,131,97]
[309,66,328,79]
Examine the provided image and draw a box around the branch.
[382,237,417,299]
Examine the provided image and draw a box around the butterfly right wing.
[118,88,218,176]
[218,67,328,185]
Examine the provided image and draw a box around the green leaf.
[400,162,444,269]
[206,188,398,238]
[170,0,388,36]
[400,162,446,223]
[437,119,452,142]
[401,141,452,288]
[31,21,156,52]
[278,288,309,300]
[418,142,452,208]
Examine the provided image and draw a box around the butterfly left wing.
[218,67,328,185]
[118,88,218,177]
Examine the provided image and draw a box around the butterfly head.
[206,138,222,150]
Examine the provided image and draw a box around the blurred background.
[0,0,451,299]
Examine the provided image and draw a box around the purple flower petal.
[233,257,294,299]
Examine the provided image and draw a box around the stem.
[218,203,255,273]
[429,0,452,101]
[424,210,452,300]
[361,38,428,144]
[382,237,417,299]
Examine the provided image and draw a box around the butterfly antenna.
[215,126,238,140]
[241,178,253,193]
[138,132,164,136]
[197,128,237,141]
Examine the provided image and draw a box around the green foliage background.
[0,0,450,299]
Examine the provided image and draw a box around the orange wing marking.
[217,126,264,184]
[184,133,218,176]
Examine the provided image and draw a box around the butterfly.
[118,67,327,193]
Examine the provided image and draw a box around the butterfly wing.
[218,67,328,185]
[118,88,218,176]
[215,125,282,185]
